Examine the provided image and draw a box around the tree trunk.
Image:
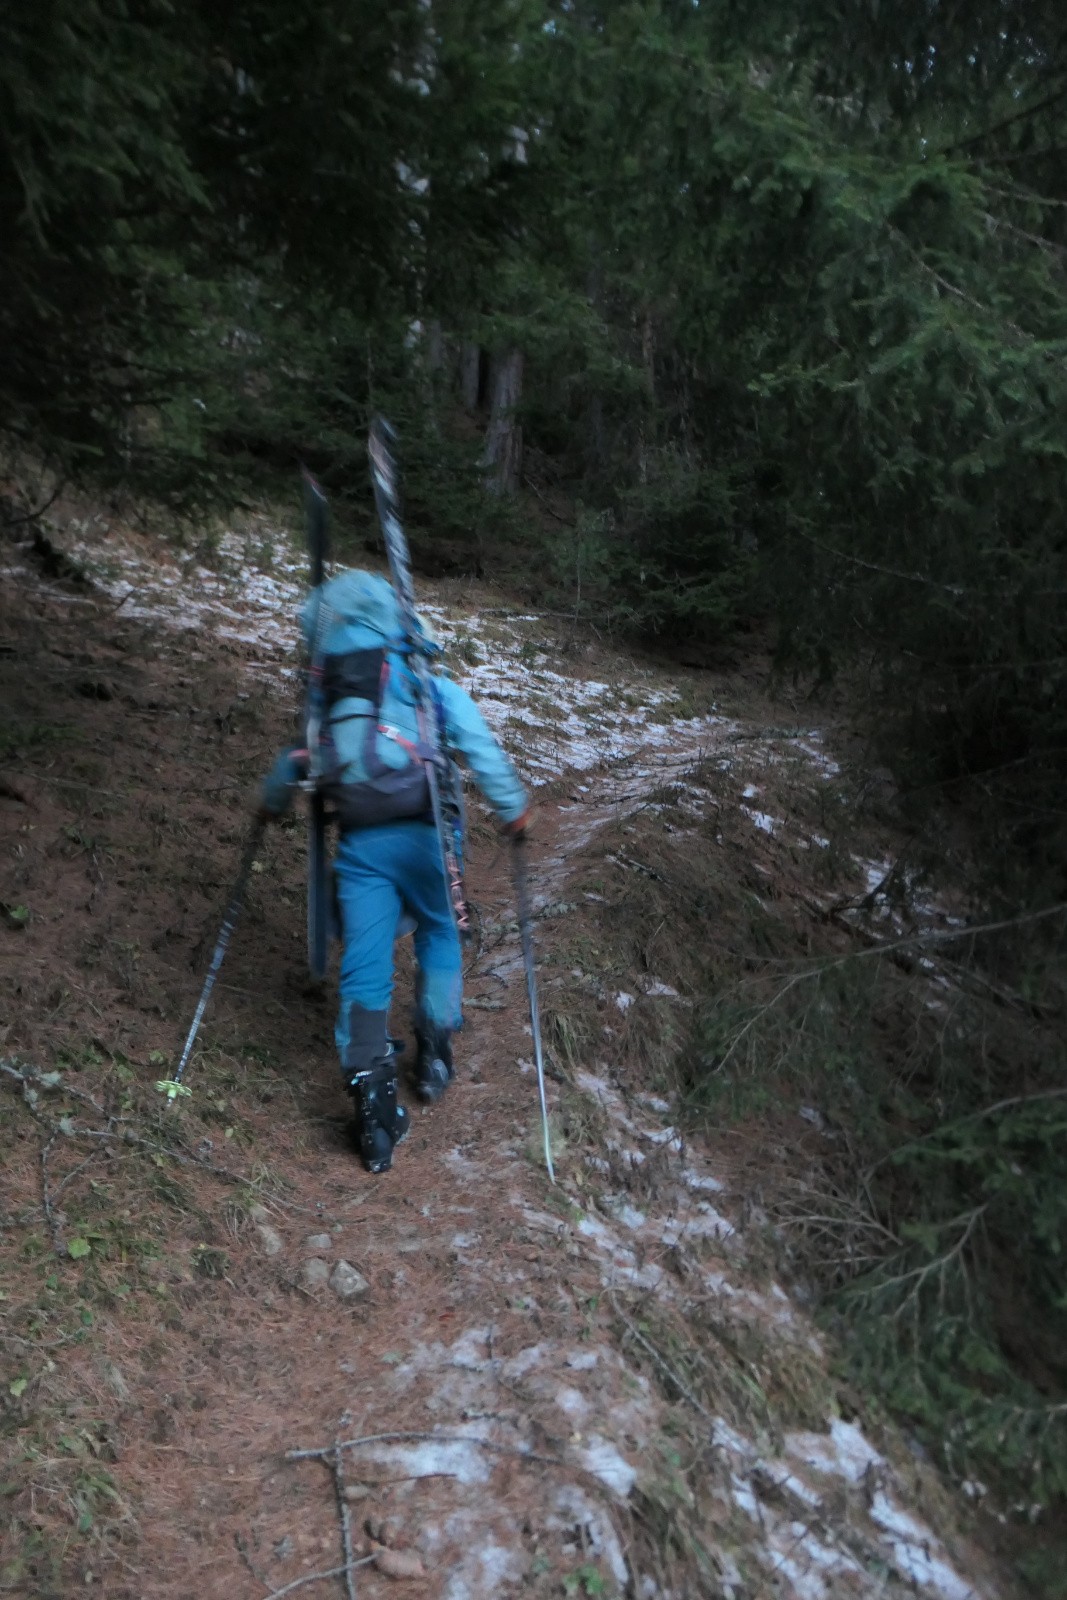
[481,347,523,495]
[637,311,655,486]
[427,319,446,375]
[460,341,482,412]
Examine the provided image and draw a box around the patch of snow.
[564,1350,600,1372]
[441,1530,528,1599]
[680,1169,725,1194]
[500,1344,547,1379]
[577,1436,637,1498]
[858,857,891,896]
[785,1419,884,1485]
[743,807,782,836]
[606,1200,648,1233]
[869,1492,979,1599]
[658,1205,734,1243]
[361,1433,495,1486]
[553,1385,590,1419]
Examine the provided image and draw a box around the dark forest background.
[3,2,1066,1574]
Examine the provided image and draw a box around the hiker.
[260,569,529,1174]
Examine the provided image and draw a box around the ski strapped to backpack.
[367,417,470,939]
[302,466,332,980]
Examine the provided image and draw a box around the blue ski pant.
[334,820,463,1079]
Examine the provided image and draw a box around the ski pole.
[301,466,332,980]
[511,837,555,1183]
[156,816,267,1102]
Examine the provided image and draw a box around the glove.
[259,746,309,820]
[503,807,533,842]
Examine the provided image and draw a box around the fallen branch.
[331,1440,358,1600]
[2,1060,253,1217]
[714,902,1067,1061]
[0,486,60,529]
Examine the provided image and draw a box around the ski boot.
[346,1057,409,1174]
[413,1023,454,1104]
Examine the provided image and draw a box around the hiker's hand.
[259,746,308,821]
[503,807,533,842]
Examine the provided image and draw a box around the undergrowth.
[564,753,1067,1594]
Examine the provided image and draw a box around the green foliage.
[0,1,210,478]
[680,946,1067,1515]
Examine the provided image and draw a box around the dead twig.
[359,1472,458,1486]
[1,486,61,529]
[2,1060,252,1189]
[51,1146,103,1203]
[260,1557,375,1600]
[331,1439,358,1600]
[40,1132,64,1256]
[607,853,671,884]
[0,1329,73,1351]
[286,1430,561,1468]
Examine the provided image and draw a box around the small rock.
[255,1223,284,1256]
[305,1232,333,1251]
[365,1515,407,1548]
[343,1483,371,1503]
[372,1544,425,1580]
[302,1258,330,1289]
[329,1260,369,1300]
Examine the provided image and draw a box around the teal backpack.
[304,570,440,830]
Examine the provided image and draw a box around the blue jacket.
[262,571,527,827]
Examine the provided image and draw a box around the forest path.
[0,507,1005,1600]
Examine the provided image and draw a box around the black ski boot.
[414,1023,454,1104]
[347,1059,409,1174]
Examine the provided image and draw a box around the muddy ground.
[0,510,1017,1599]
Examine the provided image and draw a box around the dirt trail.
[0,509,1008,1599]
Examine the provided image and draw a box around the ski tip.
[300,463,328,505]
[368,417,398,478]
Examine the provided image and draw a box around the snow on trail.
[26,515,996,1599]
[56,521,847,810]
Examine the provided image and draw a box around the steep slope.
[1,501,1009,1599]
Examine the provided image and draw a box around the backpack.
[304,571,441,831]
